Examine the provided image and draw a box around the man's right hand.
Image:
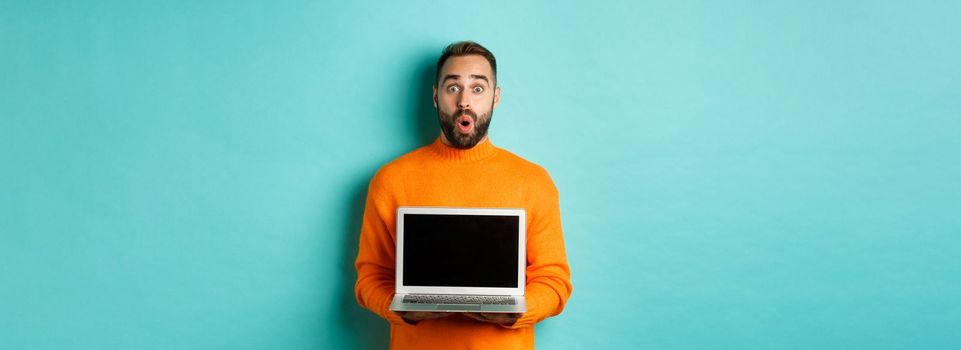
[395,311,452,325]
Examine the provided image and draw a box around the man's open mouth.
[456,115,473,133]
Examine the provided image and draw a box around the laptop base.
[389,294,526,313]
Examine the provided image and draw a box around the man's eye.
[473,86,484,93]
[447,86,459,93]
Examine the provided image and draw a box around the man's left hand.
[463,312,521,327]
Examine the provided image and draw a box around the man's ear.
[493,86,501,109]
[432,85,438,109]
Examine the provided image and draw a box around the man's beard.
[437,107,492,149]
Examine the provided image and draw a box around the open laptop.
[389,206,527,313]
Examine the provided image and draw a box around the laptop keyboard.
[403,294,516,305]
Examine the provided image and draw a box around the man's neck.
[439,132,488,149]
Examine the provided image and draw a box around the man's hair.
[435,41,497,86]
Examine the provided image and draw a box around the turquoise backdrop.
[2,1,959,349]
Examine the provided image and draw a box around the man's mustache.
[453,109,477,120]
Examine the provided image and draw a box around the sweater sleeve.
[354,175,405,325]
[508,173,573,329]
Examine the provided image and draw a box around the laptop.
[389,206,527,313]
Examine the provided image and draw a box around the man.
[354,41,572,349]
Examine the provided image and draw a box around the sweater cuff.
[505,293,540,329]
[385,311,406,325]
[380,293,406,325]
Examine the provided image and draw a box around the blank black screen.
[403,214,519,288]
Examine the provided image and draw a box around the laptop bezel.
[395,206,526,296]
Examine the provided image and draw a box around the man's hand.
[395,311,452,325]
[463,312,521,327]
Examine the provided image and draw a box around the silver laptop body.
[389,207,527,313]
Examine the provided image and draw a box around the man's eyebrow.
[441,74,491,84]
[470,74,490,84]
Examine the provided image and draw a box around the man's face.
[433,55,501,149]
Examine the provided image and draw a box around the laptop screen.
[402,213,519,288]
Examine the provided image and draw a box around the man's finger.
[463,312,484,321]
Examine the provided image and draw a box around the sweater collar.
[428,136,499,162]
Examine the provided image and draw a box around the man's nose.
[457,93,470,109]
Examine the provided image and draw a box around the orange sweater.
[354,137,573,349]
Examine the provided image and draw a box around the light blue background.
[2,1,959,349]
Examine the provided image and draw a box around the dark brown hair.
[435,41,497,86]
